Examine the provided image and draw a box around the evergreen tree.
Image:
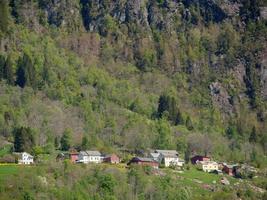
[54,137,59,149]
[158,95,169,118]
[240,0,261,23]
[185,116,194,131]
[16,56,26,88]
[16,53,37,89]
[0,0,10,34]
[226,125,238,140]
[60,129,72,151]
[0,54,5,80]
[249,126,257,143]
[81,135,90,150]
[155,119,173,149]
[158,94,180,124]
[175,109,184,125]
[3,55,14,85]
[14,127,35,153]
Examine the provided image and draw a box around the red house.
[69,150,79,163]
[222,164,237,176]
[128,157,159,168]
[103,154,120,164]
[191,155,210,164]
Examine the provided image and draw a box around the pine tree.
[16,53,37,89]
[0,55,5,80]
[14,127,35,153]
[185,116,194,131]
[175,109,184,125]
[54,137,59,149]
[3,55,14,85]
[60,129,72,151]
[249,126,257,143]
[16,56,26,87]
[0,0,10,34]
[81,136,90,150]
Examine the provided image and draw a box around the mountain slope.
[0,0,266,166]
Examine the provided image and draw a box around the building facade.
[155,150,184,167]
[78,151,102,164]
[128,157,159,168]
[103,154,120,164]
[199,161,219,172]
[17,152,34,165]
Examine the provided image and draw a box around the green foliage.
[16,53,37,89]
[81,135,90,150]
[3,55,14,85]
[60,129,72,151]
[185,116,193,131]
[0,0,10,34]
[0,3,265,196]
[154,119,173,149]
[13,127,35,153]
[157,94,183,125]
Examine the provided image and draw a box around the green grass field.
[0,165,19,175]
[179,168,221,184]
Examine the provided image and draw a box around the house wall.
[79,155,102,164]
[18,153,34,165]
[202,164,218,172]
[104,155,120,163]
[70,154,79,162]
[137,161,159,168]
[163,157,180,167]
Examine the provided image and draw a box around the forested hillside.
[0,0,267,167]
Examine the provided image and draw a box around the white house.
[155,150,184,167]
[16,152,34,165]
[77,150,102,164]
[198,161,219,172]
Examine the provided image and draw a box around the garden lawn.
[179,167,237,185]
[0,165,20,182]
[179,168,221,184]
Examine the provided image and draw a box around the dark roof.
[133,157,157,163]
[155,150,178,157]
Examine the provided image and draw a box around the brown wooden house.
[128,157,159,168]
[103,154,120,164]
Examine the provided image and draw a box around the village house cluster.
[65,149,185,169]
[12,150,257,179]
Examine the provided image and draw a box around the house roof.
[192,155,210,159]
[85,150,101,156]
[199,161,218,165]
[149,152,160,158]
[155,150,178,158]
[134,157,158,163]
[14,152,33,156]
[223,164,238,168]
[13,152,33,159]
[104,153,119,158]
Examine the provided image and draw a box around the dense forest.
[0,0,267,199]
